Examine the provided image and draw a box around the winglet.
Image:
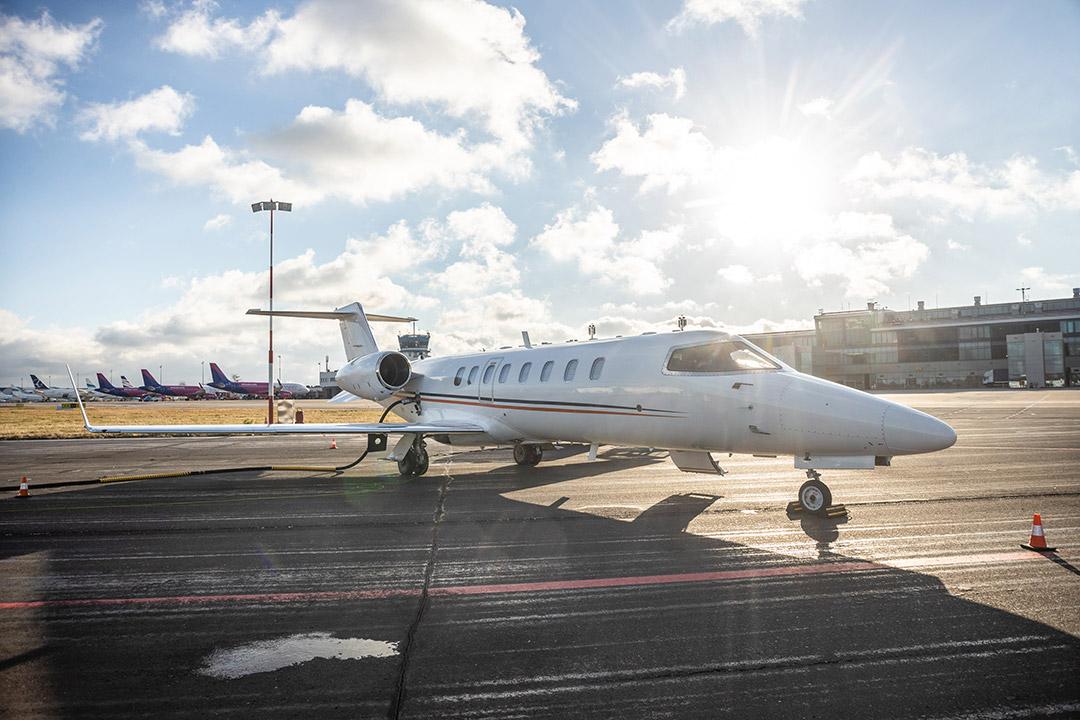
[66,364,95,432]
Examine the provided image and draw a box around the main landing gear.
[397,440,430,477]
[797,469,833,516]
[513,443,543,467]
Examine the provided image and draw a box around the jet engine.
[335,351,412,401]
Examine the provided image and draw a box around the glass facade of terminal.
[746,293,1080,390]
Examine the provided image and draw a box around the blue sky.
[1,0,1078,386]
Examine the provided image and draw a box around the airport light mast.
[251,199,292,423]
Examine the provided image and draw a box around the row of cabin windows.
[453,357,606,387]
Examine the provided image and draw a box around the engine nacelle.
[335,351,412,401]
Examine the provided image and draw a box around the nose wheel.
[797,470,832,516]
[513,443,543,467]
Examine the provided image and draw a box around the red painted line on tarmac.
[0,560,886,610]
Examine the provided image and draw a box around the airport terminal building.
[747,290,1080,390]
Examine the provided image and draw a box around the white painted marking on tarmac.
[198,632,397,679]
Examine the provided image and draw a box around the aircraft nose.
[883,404,957,454]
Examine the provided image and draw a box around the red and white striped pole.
[268,201,274,425]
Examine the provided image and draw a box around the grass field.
[0,400,388,439]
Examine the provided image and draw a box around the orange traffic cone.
[1021,513,1056,552]
[16,477,30,498]
[329,438,337,450]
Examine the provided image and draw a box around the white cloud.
[429,204,520,295]
[592,113,714,194]
[264,0,574,153]
[130,135,318,205]
[156,0,574,157]
[130,99,507,205]
[946,239,970,251]
[797,96,832,118]
[434,290,576,354]
[668,0,808,35]
[616,67,687,100]
[717,264,781,284]
[203,213,232,231]
[1020,266,1076,292]
[796,228,929,299]
[0,10,102,132]
[155,4,280,58]
[531,202,682,294]
[77,85,195,141]
[846,147,1080,217]
[1016,233,1032,246]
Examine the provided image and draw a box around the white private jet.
[68,302,956,515]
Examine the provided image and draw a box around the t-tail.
[96,373,115,390]
[209,362,231,386]
[245,301,415,361]
[141,369,163,388]
[30,374,48,390]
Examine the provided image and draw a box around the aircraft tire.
[414,446,430,476]
[513,444,543,467]
[798,478,832,515]
[397,449,419,477]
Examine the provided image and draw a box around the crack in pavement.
[389,464,453,720]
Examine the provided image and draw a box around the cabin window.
[498,364,511,383]
[453,367,465,386]
[518,362,532,382]
[589,357,605,380]
[666,340,779,373]
[482,364,496,384]
[467,365,479,385]
[540,360,554,382]
[563,359,578,381]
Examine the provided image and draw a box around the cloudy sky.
[1,0,1078,387]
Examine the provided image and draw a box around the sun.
[698,136,834,245]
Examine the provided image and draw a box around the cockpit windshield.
[665,340,780,373]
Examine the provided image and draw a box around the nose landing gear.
[797,469,833,516]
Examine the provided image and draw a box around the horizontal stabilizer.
[246,309,416,323]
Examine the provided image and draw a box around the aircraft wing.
[66,366,483,437]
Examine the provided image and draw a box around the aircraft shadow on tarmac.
[1,451,1078,719]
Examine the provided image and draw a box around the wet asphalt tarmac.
[1,390,1078,718]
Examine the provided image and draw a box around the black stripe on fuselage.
[409,390,684,415]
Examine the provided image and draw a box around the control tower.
[398,323,432,361]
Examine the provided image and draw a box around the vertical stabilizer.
[30,374,48,390]
[209,363,230,385]
[141,369,160,387]
[96,373,115,390]
[335,302,378,361]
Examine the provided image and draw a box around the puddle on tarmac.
[198,632,398,679]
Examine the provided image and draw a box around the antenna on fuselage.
[521,331,532,348]
[677,315,687,331]
[587,323,596,340]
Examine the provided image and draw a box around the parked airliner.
[31,374,82,401]
[140,369,204,399]
[93,373,147,399]
[208,362,309,398]
[69,302,956,514]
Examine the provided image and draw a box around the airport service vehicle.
[69,302,957,515]
[207,362,309,399]
[93,373,147,399]
[139,369,205,399]
[30,374,82,401]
